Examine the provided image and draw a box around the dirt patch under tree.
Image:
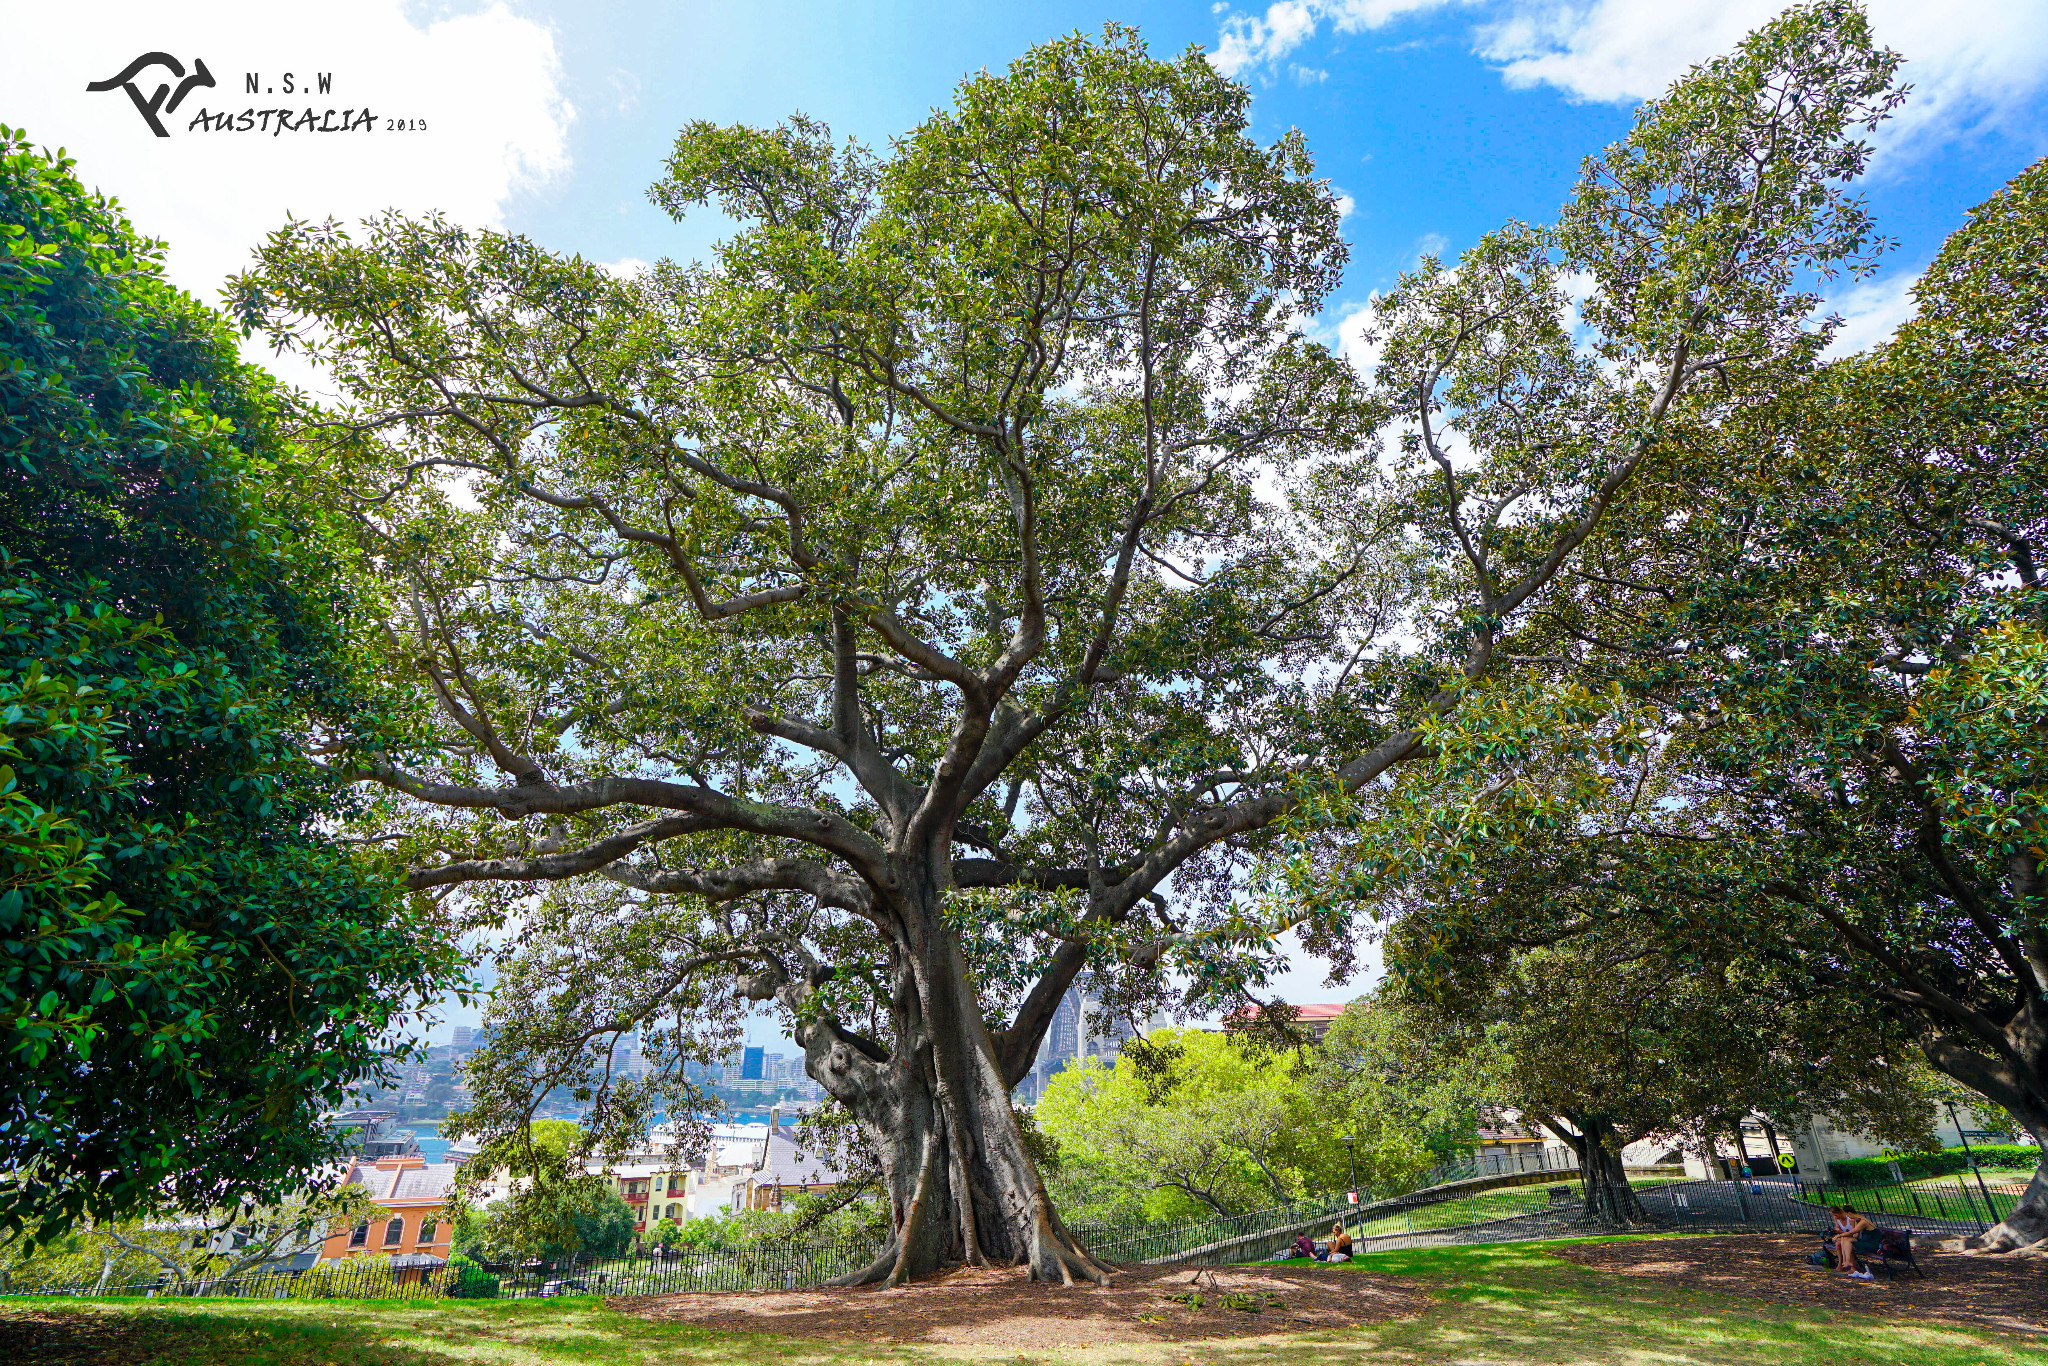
[613,1262,1435,1346]
[1550,1233,2047,1336]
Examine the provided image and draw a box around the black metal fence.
[1071,1146,1592,1263]
[26,1164,2016,1301]
[10,1235,889,1302]
[1413,1146,1584,1186]
[1340,1172,2031,1257]
[1074,1194,1355,1264]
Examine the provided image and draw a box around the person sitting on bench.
[1830,1202,1877,1280]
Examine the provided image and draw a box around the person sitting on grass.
[1830,1202,1877,1280]
[1320,1221,1354,1263]
[1292,1232,1317,1260]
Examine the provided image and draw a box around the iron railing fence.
[1339,1172,2032,1257]
[1074,1194,1355,1265]
[1408,1145,1584,1189]
[1660,1173,2033,1234]
[28,1164,2007,1301]
[1069,1150,1588,1265]
[10,1233,890,1301]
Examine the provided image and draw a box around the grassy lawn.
[1897,1167,2035,1193]
[1810,1174,2031,1224]
[2,1237,2039,1365]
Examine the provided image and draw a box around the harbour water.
[410,1120,453,1164]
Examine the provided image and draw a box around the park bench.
[1862,1227,1925,1279]
[1821,1227,1925,1279]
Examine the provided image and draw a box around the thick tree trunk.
[1537,1113,1649,1226]
[1567,1115,1648,1225]
[1961,1100,2048,1257]
[1581,1136,1647,1224]
[1922,1013,2048,1256]
[781,884,1111,1287]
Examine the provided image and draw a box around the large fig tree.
[234,10,1900,1284]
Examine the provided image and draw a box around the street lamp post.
[1340,1135,1360,1232]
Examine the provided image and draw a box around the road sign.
[1347,1191,1359,1205]
[1777,1154,1796,1171]
[1959,1130,2004,1141]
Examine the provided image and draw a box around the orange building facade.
[316,1155,460,1268]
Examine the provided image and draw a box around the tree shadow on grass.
[0,1298,861,1366]
[1155,1244,2047,1366]
[987,1242,2045,1366]
[0,1303,471,1366]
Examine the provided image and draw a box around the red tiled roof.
[1224,1002,1353,1025]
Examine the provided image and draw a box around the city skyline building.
[1018,985,1138,1103]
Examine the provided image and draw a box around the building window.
[348,1222,369,1248]
[419,1219,438,1245]
[383,1217,405,1247]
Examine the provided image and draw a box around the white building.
[1782,1103,2027,1180]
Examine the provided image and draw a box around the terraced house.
[317,1155,460,1275]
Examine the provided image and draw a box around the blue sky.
[514,1,1629,294]
[498,0,2048,366]
[414,0,2048,1038]
[6,0,2046,1044]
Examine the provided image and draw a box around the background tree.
[234,6,1902,1285]
[0,1185,385,1295]
[1384,909,1939,1222]
[1305,993,1495,1190]
[453,1186,636,1265]
[1037,1028,1322,1218]
[1302,152,2048,1252]
[0,127,465,1239]
[447,1120,632,1261]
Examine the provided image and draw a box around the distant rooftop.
[345,1156,461,1203]
[758,1131,843,1189]
[1222,1002,1354,1038]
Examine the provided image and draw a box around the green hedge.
[1827,1144,2040,1185]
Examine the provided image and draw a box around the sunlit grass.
[4,1236,2040,1365]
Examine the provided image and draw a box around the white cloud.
[1211,0,2048,157]
[1334,191,1358,219]
[1332,296,1384,376]
[1822,268,1920,358]
[1213,1,1323,76]
[1477,1,2048,153]
[1212,0,1467,75]
[0,1,573,304]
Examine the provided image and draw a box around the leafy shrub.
[1827,1143,2040,1185]
[445,1255,499,1299]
